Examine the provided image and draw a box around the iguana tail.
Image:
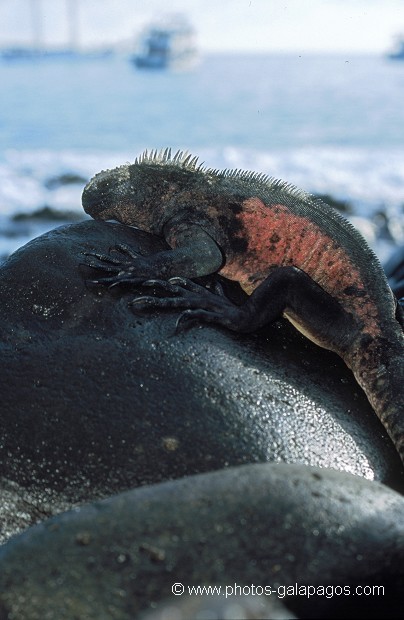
[347,330,404,465]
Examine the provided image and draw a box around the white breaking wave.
[0,146,403,259]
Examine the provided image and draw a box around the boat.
[0,0,113,62]
[0,47,43,60]
[0,47,114,61]
[133,15,198,70]
[388,35,404,60]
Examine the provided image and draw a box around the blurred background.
[0,0,403,261]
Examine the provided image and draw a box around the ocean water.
[1,52,404,261]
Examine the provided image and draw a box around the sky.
[0,0,403,54]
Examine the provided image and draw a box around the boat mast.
[30,0,43,51]
[67,0,79,51]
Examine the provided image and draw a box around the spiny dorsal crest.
[134,148,203,172]
[132,149,340,215]
[134,148,280,188]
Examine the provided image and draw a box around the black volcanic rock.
[0,221,402,544]
[0,464,402,619]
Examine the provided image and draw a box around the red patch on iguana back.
[219,197,380,334]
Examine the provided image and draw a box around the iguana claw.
[129,277,240,333]
[82,244,151,286]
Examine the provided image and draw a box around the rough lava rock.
[0,463,402,619]
[0,221,403,543]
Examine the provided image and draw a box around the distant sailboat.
[1,0,112,61]
[1,0,43,59]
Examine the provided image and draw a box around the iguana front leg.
[84,225,223,286]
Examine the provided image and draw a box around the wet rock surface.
[0,463,403,619]
[0,220,403,618]
[0,220,403,545]
[384,244,404,299]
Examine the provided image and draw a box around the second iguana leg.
[132,266,359,352]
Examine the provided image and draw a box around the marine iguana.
[82,148,404,465]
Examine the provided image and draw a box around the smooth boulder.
[0,463,402,619]
[0,221,402,543]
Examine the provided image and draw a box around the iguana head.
[82,148,204,234]
[82,163,136,222]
